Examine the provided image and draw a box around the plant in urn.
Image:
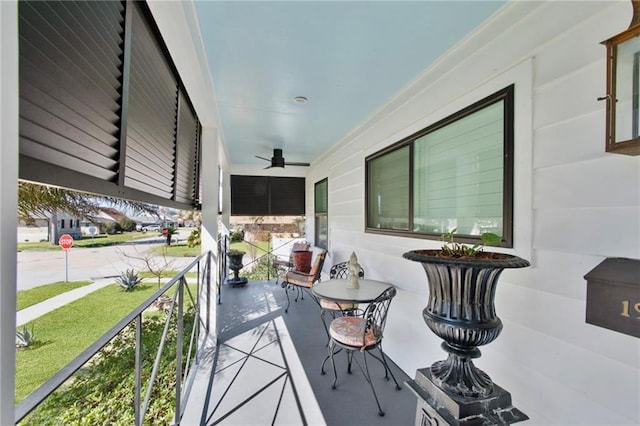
[403,230,530,425]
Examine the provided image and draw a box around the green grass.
[229,241,270,254]
[18,232,152,251]
[151,242,201,257]
[17,281,92,311]
[138,270,197,279]
[15,281,197,402]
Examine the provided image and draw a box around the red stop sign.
[59,234,74,251]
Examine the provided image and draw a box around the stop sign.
[59,234,74,251]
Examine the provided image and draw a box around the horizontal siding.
[308,1,639,424]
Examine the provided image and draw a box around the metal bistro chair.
[281,250,327,313]
[317,262,366,340]
[323,287,400,416]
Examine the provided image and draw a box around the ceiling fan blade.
[255,155,271,162]
[284,162,310,167]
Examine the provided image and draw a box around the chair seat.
[284,271,315,288]
[329,316,381,348]
[319,298,357,311]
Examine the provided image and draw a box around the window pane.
[315,214,328,249]
[315,179,327,214]
[413,101,504,237]
[367,146,409,230]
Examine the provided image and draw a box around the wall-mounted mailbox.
[584,257,640,338]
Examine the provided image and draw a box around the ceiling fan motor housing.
[271,149,285,167]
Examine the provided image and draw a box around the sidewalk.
[16,278,116,326]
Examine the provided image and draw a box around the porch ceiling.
[194,1,506,167]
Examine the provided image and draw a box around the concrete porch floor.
[183,279,417,425]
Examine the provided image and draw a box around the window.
[230,175,305,216]
[315,178,328,249]
[366,85,514,246]
[60,220,65,229]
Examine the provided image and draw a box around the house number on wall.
[620,300,640,318]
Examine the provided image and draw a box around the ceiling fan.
[255,148,310,169]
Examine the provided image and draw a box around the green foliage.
[116,269,142,291]
[99,221,122,235]
[244,254,276,280]
[118,218,136,232]
[187,227,201,248]
[16,325,35,348]
[21,311,196,425]
[230,228,244,243]
[440,228,501,257]
[165,226,177,246]
[18,181,158,227]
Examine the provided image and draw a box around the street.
[17,229,197,290]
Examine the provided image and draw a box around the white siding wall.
[307,2,640,424]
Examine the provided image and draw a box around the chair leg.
[329,340,338,390]
[283,284,291,313]
[362,352,385,416]
[320,309,333,345]
[377,346,401,390]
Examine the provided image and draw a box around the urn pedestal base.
[226,277,248,286]
[406,368,528,426]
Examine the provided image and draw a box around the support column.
[199,125,219,344]
[0,1,20,423]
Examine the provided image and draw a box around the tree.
[18,182,158,244]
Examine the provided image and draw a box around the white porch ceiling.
[194,1,506,167]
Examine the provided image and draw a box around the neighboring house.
[17,212,82,243]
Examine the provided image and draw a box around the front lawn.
[17,281,92,311]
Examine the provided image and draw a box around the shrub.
[118,218,136,232]
[230,228,244,243]
[187,228,201,248]
[116,269,142,291]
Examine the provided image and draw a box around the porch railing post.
[134,314,142,426]
[175,278,184,425]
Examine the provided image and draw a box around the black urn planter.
[403,249,530,425]
[226,251,248,286]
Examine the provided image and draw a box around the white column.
[199,126,219,342]
[0,1,19,423]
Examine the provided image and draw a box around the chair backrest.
[309,250,328,283]
[329,261,365,280]
[362,287,396,342]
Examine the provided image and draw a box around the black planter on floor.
[403,249,530,425]
[226,251,248,286]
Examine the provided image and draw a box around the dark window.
[315,178,328,249]
[60,220,65,229]
[366,85,514,247]
[230,175,305,216]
